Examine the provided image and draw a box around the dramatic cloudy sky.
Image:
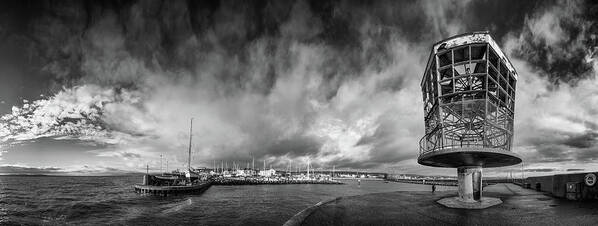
[1,0,597,176]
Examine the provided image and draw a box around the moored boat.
[134,177,211,196]
[134,118,212,196]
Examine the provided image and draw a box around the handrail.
[419,125,511,156]
[419,124,441,155]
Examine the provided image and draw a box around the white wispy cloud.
[0,84,145,158]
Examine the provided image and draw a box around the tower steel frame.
[419,31,521,168]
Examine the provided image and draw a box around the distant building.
[234,169,246,177]
[259,169,276,177]
[243,169,255,176]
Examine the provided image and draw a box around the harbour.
[132,118,346,196]
[212,177,343,186]
[1,1,597,225]
[0,175,447,225]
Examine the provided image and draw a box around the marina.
[133,119,345,196]
[212,177,343,185]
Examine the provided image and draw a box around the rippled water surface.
[0,176,455,225]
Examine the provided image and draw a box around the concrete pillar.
[457,166,482,202]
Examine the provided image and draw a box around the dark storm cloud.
[466,0,546,40]
[2,0,598,173]
[323,156,381,169]
[0,0,555,101]
[1,0,444,170]
[535,145,574,162]
[522,143,598,164]
[0,0,460,104]
[562,131,598,149]
[488,0,598,173]
[508,0,598,84]
[264,135,323,157]
[0,0,91,111]
[355,114,419,164]
[523,130,598,150]
[572,146,598,162]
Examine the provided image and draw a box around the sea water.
[0,176,455,225]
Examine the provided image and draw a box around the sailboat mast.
[188,118,193,171]
[333,165,335,178]
[307,158,310,178]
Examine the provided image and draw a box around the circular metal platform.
[418,147,522,168]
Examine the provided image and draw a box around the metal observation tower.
[419,32,521,206]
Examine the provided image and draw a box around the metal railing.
[419,127,510,156]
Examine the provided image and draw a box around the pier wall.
[525,172,598,200]
[526,176,553,193]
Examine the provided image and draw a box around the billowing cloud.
[0,0,597,176]
[0,85,142,143]
[501,0,598,173]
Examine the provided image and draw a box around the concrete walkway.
[293,184,598,226]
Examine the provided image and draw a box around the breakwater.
[212,177,343,185]
[386,178,458,186]
[386,178,513,187]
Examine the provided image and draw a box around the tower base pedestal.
[437,197,502,209]
[437,166,502,209]
[458,166,482,202]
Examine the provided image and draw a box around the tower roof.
[421,31,518,87]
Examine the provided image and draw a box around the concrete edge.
[283,197,342,226]
[283,190,458,226]
[437,196,502,209]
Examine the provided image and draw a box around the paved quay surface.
[295,183,598,226]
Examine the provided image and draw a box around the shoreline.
[212,177,343,185]
[385,178,518,187]
[386,178,458,186]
